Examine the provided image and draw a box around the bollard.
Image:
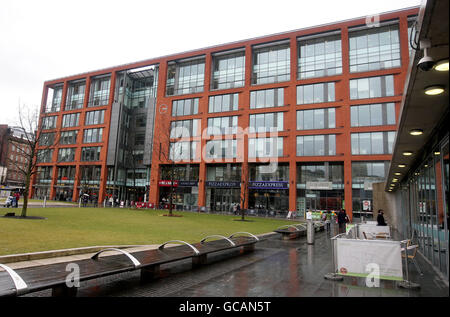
[307,219,315,244]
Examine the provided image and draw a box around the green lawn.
[0,207,299,256]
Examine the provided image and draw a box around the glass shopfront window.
[352,161,389,218]
[296,162,344,216]
[406,139,449,277]
[248,163,289,215]
[206,164,242,213]
[159,164,199,210]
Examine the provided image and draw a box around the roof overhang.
[386,0,449,192]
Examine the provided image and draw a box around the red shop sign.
[158,180,178,187]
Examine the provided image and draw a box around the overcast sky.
[0,0,420,126]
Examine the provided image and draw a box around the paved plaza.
[15,225,448,298]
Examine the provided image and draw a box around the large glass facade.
[405,138,449,277]
[252,41,290,85]
[350,75,394,100]
[349,23,401,72]
[351,131,396,155]
[206,164,241,213]
[249,112,284,133]
[297,82,335,104]
[88,76,111,107]
[159,164,199,210]
[166,58,205,96]
[248,163,290,214]
[297,162,344,214]
[352,161,389,217]
[297,134,336,156]
[211,51,245,90]
[250,88,284,109]
[351,103,396,127]
[65,81,85,110]
[297,108,336,130]
[45,85,63,113]
[298,32,342,79]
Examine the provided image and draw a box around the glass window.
[351,103,396,127]
[252,42,290,85]
[249,112,284,133]
[170,119,201,138]
[211,51,245,90]
[45,85,63,113]
[85,110,105,125]
[169,141,198,161]
[250,88,284,109]
[297,108,336,130]
[83,128,103,143]
[166,58,205,96]
[207,116,238,135]
[60,130,78,145]
[248,137,283,158]
[65,81,85,110]
[208,93,239,113]
[351,131,396,155]
[298,33,342,79]
[205,140,237,159]
[297,82,335,104]
[88,76,110,107]
[296,134,336,156]
[81,146,101,161]
[58,148,76,162]
[62,113,80,128]
[349,75,394,100]
[349,24,401,72]
[41,116,57,130]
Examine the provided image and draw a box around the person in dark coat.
[337,209,349,233]
[377,209,387,226]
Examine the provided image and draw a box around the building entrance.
[206,188,240,213]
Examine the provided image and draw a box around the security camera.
[418,39,435,71]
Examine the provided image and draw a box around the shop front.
[205,181,241,213]
[248,181,289,215]
[158,180,198,210]
[296,163,344,217]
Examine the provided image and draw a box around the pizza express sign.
[249,181,289,189]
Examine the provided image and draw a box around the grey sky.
[0,0,420,126]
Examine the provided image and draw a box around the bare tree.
[152,119,185,217]
[8,104,59,217]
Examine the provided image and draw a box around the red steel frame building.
[32,7,419,220]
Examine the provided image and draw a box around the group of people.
[325,208,387,234]
[4,191,21,208]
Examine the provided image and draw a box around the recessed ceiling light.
[434,151,441,155]
[424,85,445,95]
[395,172,401,176]
[398,164,406,168]
[409,129,423,136]
[434,59,449,72]
[424,164,428,167]
[403,151,413,156]
[392,178,398,182]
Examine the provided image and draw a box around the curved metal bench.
[228,232,260,241]
[91,248,141,268]
[201,235,236,247]
[0,232,261,297]
[274,223,308,240]
[0,264,28,296]
[158,240,201,255]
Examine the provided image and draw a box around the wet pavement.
[23,224,448,298]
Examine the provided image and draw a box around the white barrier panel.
[358,224,390,239]
[335,238,403,281]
